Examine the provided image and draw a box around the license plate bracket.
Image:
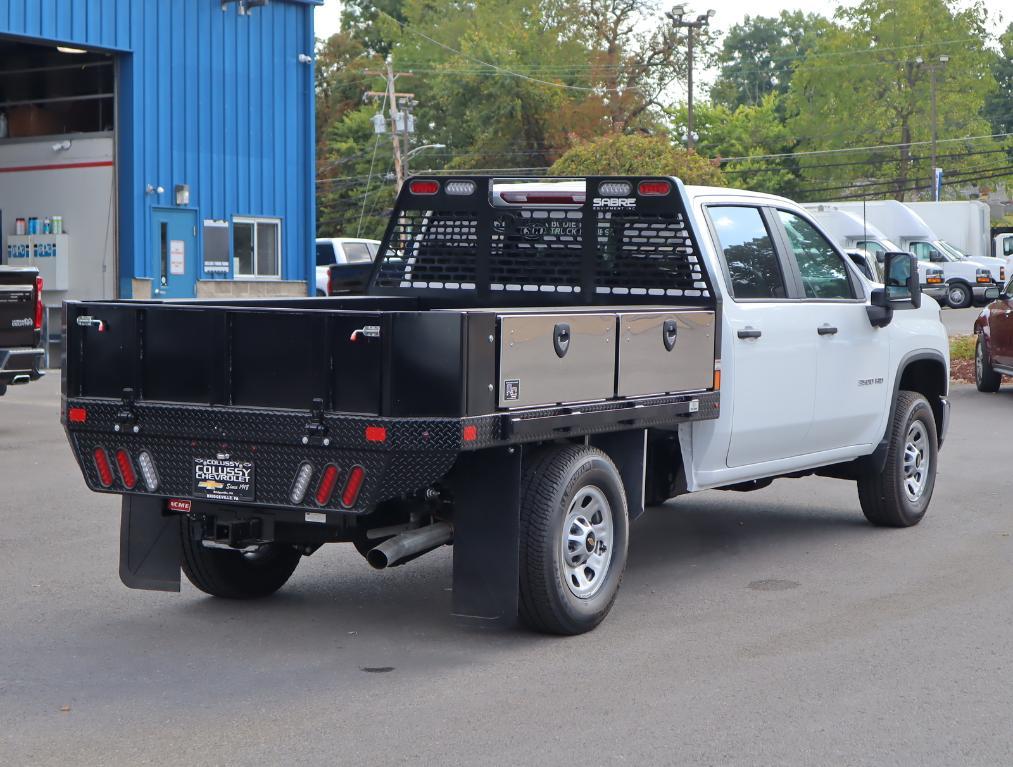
[192,456,255,502]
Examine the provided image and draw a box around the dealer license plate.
[193,456,255,502]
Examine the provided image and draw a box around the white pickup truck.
[63,177,950,635]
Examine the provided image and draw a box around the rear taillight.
[409,180,440,195]
[115,449,137,490]
[341,465,366,508]
[137,451,160,492]
[34,275,43,331]
[365,426,387,442]
[638,180,671,196]
[93,447,114,487]
[315,464,341,506]
[68,407,87,424]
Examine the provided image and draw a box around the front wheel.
[518,445,629,635]
[180,518,302,599]
[857,391,938,527]
[976,334,1002,392]
[946,282,972,309]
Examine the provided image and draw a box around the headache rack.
[367,176,716,307]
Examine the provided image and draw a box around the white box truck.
[816,200,1000,308]
[804,204,947,303]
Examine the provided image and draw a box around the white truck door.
[775,209,890,452]
[704,204,817,467]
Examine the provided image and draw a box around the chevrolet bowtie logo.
[198,480,225,491]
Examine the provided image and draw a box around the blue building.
[0,0,317,302]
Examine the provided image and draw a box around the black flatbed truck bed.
[62,176,722,634]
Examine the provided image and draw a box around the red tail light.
[115,449,137,489]
[409,180,440,195]
[315,464,341,506]
[68,407,87,424]
[34,275,44,331]
[462,424,478,442]
[638,180,671,196]
[93,447,114,487]
[341,465,366,508]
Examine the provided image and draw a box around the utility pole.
[917,54,948,200]
[667,5,715,152]
[364,59,415,193]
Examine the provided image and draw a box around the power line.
[718,132,1013,162]
[817,164,1013,202]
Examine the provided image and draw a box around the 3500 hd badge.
[193,455,255,502]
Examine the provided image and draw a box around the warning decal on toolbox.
[193,456,255,502]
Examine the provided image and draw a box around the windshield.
[938,241,971,260]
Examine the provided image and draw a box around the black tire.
[179,518,302,599]
[518,445,629,635]
[857,391,938,528]
[315,289,326,297]
[946,282,972,309]
[0,383,6,397]
[975,334,1002,392]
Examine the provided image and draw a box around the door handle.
[737,327,762,340]
[817,325,838,336]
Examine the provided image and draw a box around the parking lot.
[1,374,1010,766]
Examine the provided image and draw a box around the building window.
[233,218,281,279]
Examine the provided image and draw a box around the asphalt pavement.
[941,306,981,337]
[2,375,1012,766]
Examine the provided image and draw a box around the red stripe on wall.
[0,160,115,174]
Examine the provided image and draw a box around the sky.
[313,0,1009,43]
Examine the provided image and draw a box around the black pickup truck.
[61,176,941,635]
[0,266,45,396]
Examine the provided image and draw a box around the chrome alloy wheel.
[902,421,931,502]
[561,486,614,599]
[948,285,967,306]
[976,339,984,382]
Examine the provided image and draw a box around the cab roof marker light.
[598,181,631,196]
[445,180,476,196]
[137,451,160,492]
[409,180,440,195]
[290,462,314,505]
[638,180,671,196]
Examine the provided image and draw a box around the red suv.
[974,286,1013,391]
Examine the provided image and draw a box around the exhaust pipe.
[366,521,453,570]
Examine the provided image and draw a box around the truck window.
[316,242,336,267]
[778,211,855,299]
[708,206,786,299]
[342,242,373,264]
[909,241,947,263]
[856,240,886,255]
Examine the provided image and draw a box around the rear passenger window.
[343,242,373,263]
[778,211,855,299]
[708,206,786,299]
[316,242,336,267]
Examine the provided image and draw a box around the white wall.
[0,134,116,304]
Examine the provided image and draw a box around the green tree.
[983,23,1013,136]
[787,0,999,201]
[672,95,800,196]
[548,133,725,185]
[340,0,406,56]
[711,12,829,110]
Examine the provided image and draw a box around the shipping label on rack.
[7,242,31,260]
[34,241,57,258]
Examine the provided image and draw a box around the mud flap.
[119,496,181,592]
[591,429,647,521]
[447,448,521,627]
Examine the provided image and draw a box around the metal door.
[151,208,197,298]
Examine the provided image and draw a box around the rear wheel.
[518,445,629,635]
[946,282,972,309]
[0,383,6,397]
[857,391,938,528]
[975,334,1002,392]
[180,518,302,599]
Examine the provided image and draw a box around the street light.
[667,6,715,151]
[404,143,446,179]
[915,55,949,199]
